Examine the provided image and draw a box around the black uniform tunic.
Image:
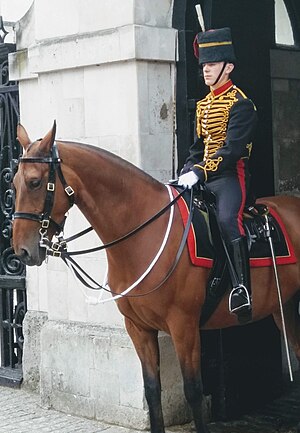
[181,79,257,242]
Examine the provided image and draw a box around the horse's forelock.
[26,139,47,157]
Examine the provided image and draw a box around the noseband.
[13,142,75,236]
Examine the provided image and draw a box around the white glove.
[178,171,199,189]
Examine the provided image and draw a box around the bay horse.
[12,123,300,433]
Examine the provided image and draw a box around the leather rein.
[13,142,194,298]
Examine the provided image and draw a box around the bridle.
[13,141,187,256]
[13,141,75,236]
[12,140,194,299]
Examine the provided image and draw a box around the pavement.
[0,379,299,433]
[0,386,186,433]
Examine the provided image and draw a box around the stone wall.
[271,49,300,195]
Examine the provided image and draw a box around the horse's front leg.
[125,317,165,433]
[170,320,210,433]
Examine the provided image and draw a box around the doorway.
[172,0,287,420]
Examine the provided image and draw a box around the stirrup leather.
[229,285,251,314]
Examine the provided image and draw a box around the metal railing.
[0,17,26,387]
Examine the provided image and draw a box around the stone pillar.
[9,0,191,428]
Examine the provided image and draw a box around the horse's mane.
[59,140,163,188]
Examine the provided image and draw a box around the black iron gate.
[0,18,26,387]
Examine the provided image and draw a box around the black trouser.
[205,160,249,243]
[205,160,252,315]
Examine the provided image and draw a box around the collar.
[210,79,233,97]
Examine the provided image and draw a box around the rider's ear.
[17,124,31,150]
[39,120,57,154]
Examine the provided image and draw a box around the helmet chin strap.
[212,62,227,86]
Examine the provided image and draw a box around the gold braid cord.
[204,156,223,172]
[196,102,202,137]
[195,86,241,176]
[194,156,223,180]
[246,142,252,155]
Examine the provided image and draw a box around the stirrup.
[229,285,251,314]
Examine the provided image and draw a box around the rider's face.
[202,62,234,88]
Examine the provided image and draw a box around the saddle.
[172,186,297,326]
[177,188,295,266]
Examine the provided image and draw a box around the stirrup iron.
[229,284,251,314]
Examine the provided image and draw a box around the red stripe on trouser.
[236,159,247,237]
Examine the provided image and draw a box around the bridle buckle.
[65,186,74,196]
[41,219,50,229]
[51,242,61,251]
[47,182,55,191]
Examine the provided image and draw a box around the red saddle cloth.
[172,188,297,269]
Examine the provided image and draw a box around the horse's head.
[13,123,72,266]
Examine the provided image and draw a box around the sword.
[264,214,294,382]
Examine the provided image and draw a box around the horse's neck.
[60,141,165,243]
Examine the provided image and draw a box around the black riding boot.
[228,236,252,314]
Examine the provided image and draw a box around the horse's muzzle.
[16,245,46,266]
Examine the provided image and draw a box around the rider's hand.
[178,171,199,189]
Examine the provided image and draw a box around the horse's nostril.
[19,248,29,260]
[15,245,45,266]
[20,248,28,257]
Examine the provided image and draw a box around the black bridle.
[13,139,194,297]
[13,141,187,256]
[13,142,75,234]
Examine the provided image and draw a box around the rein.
[44,185,186,258]
[13,141,194,299]
[65,186,194,302]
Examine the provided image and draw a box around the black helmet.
[193,27,236,65]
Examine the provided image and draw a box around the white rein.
[68,184,175,305]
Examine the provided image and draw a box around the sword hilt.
[264,214,271,238]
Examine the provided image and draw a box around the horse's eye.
[29,179,42,189]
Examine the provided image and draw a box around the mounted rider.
[178,27,258,316]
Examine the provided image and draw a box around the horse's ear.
[17,124,31,150]
[39,120,57,154]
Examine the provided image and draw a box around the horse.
[12,123,300,433]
